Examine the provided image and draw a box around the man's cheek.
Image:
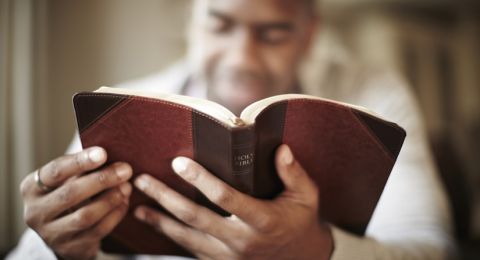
[201,48,222,84]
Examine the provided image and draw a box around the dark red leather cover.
[74,93,196,256]
[281,99,405,235]
[73,92,406,255]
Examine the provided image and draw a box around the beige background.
[1,0,479,256]
[38,0,190,164]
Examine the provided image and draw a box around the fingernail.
[172,157,188,174]
[135,176,149,190]
[134,208,145,220]
[119,183,132,197]
[283,146,294,165]
[88,147,105,163]
[116,163,132,179]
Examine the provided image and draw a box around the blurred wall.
[1,0,190,253]
[37,0,190,167]
[320,3,480,256]
[1,0,36,251]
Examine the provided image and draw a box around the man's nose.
[224,29,263,70]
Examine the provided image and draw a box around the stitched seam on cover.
[283,99,395,163]
[192,111,197,161]
[77,95,128,134]
[81,98,134,137]
[124,96,228,128]
[229,130,232,176]
[350,109,405,157]
[281,101,290,144]
[81,94,195,162]
[349,108,395,163]
[275,98,403,136]
[78,93,233,129]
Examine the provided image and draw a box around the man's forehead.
[198,0,305,22]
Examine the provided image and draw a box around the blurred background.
[0,0,479,258]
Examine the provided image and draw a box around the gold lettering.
[234,152,254,167]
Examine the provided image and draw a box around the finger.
[134,206,227,256]
[171,157,268,226]
[21,147,107,196]
[53,239,99,260]
[41,147,107,188]
[42,162,132,220]
[274,144,318,206]
[84,200,129,241]
[54,203,129,260]
[46,183,131,237]
[134,174,241,242]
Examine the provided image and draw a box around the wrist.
[317,223,334,260]
[297,222,333,260]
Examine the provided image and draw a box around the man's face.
[189,0,315,115]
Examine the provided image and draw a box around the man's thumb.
[275,144,318,203]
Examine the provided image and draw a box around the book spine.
[191,112,255,213]
[230,127,255,195]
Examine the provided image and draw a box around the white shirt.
[8,46,456,259]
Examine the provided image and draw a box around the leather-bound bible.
[73,86,406,256]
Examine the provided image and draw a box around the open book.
[73,86,406,256]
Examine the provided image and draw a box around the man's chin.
[210,85,270,114]
[213,95,258,116]
[228,93,267,112]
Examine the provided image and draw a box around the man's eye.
[206,17,231,34]
[258,28,292,45]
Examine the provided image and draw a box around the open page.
[95,87,381,128]
[240,94,382,125]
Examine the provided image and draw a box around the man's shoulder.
[302,35,411,103]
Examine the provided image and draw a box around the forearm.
[293,223,333,260]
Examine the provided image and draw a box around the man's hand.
[20,147,133,260]
[134,144,333,260]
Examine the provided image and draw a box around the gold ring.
[34,168,53,192]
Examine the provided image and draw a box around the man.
[9,0,455,259]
